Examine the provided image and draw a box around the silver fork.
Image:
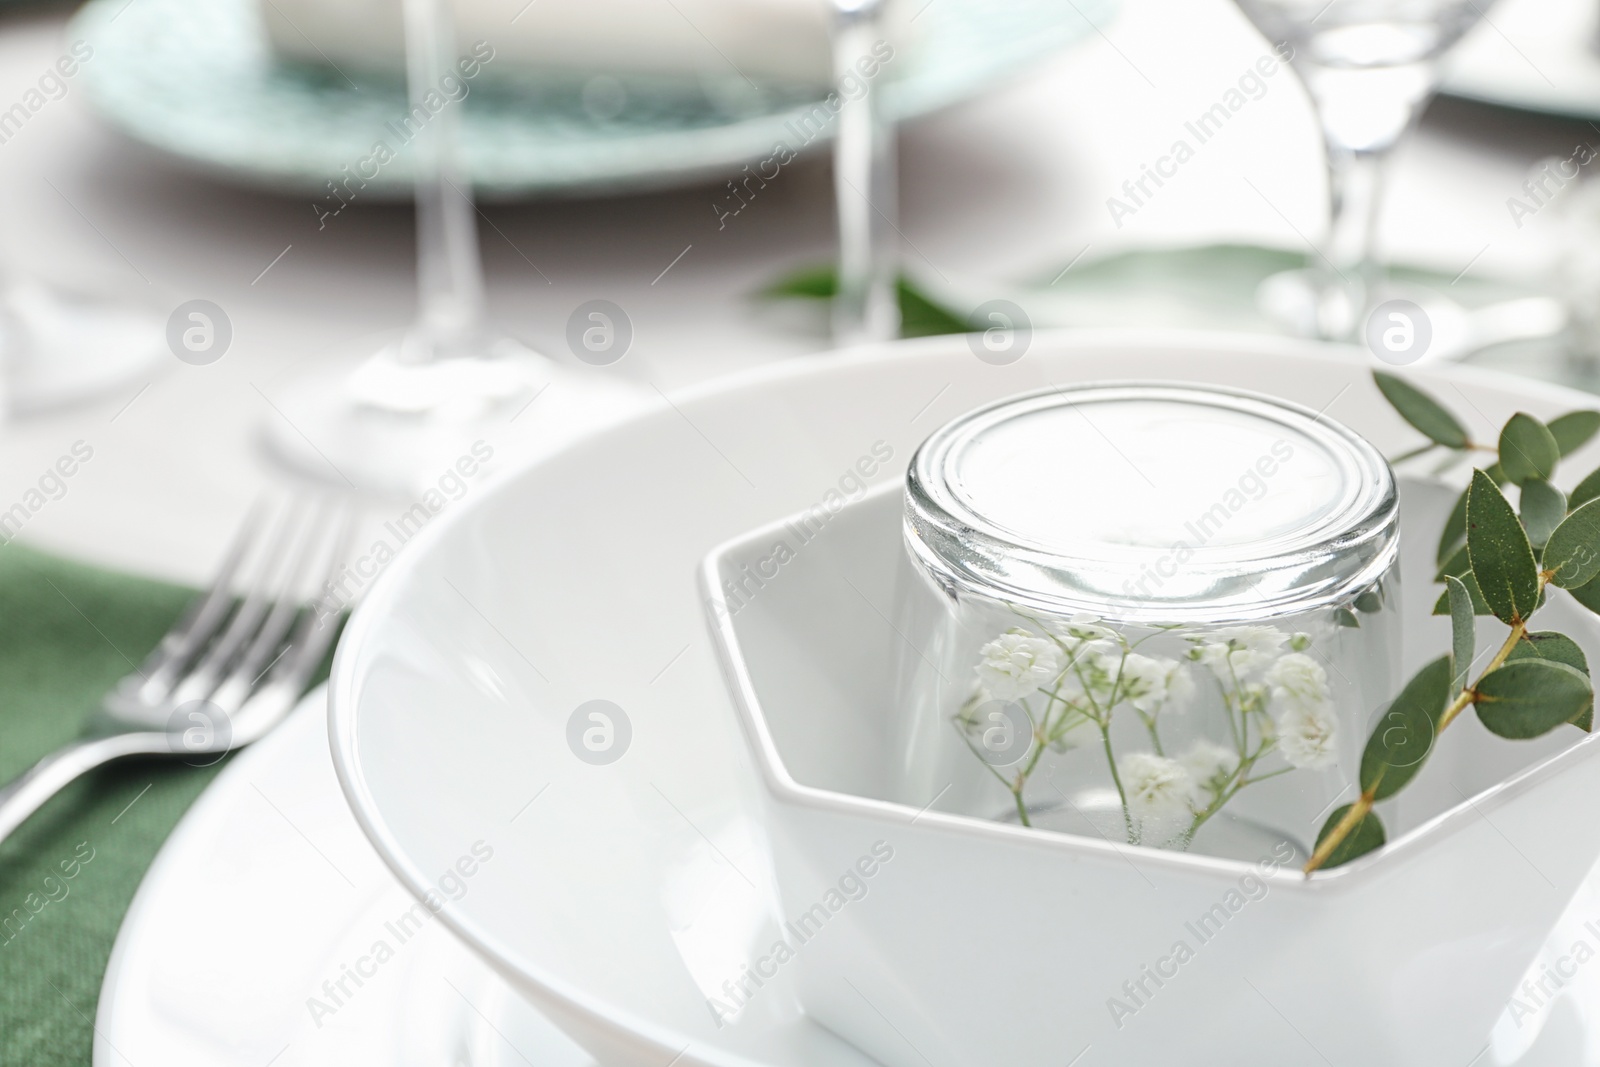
[0,499,352,846]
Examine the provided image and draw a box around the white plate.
[324,328,1600,1066]
[1441,0,1600,119]
[94,690,597,1067]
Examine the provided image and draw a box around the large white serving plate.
[326,329,1600,1066]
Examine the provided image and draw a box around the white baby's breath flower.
[1275,701,1339,769]
[1178,740,1237,794]
[1120,653,1180,713]
[974,630,1061,700]
[1265,652,1331,713]
[1119,752,1197,819]
[1165,663,1197,712]
[1189,625,1290,680]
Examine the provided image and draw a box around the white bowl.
[328,329,1600,1067]
[702,466,1600,1066]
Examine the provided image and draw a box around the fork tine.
[222,502,355,728]
[213,499,341,712]
[166,499,309,710]
[132,499,267,705]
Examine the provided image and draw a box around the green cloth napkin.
[0,546,326,1066]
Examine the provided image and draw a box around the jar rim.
[903,381,1399,624]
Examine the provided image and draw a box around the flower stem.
[1101,722,1133,841]
[1304,590,1539,873]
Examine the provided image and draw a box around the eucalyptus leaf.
[1373,372,1470,449]
[1520,479,1568,549]
[1467,469,1541,624]
[1573,467,1600,512]
[1474,659,1593,739]
[1487,462,1509,486]
[1433,573,1493,616]
[1550,411,1600,456]
[1508,632,1594,730]
[1313,804,1387,870]
[1571,574,1600,617]
[1436,542,1470,583]
[1545,498,1600,589]
[1446,579,1475,694]
[1355,589,1383,613]
[1507,631,1590,674]
[1499,413,1561,486]
[1437,487,1468,566]
[1360,656,1451,801]
[1335,608,1360,628]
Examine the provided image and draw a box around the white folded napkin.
[260,0,905,90]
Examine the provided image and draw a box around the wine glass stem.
[1318,140,1385,329]
[831,0,899,346]
[402,0,486,363]
[1292,53,1441,338]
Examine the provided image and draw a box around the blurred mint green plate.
[71,0,1115,200]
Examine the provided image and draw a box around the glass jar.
[891,383,1401,863]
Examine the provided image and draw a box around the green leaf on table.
[1313,804,1387,870]
[759,267,969,339]
[1437,486,1469,566]
[1467,469,1541,624]
[1544,498,1600,588]
[1520,479,1568,549]
[1574,466,1600,511]
[1446,578,1475,694]
[1550,411,1600,456]
[1360,655,1451,801]
[1433,572,1493,616]
[1373,372,1470,449]
[1499,413,1561,486]
[1508,631,1594,730]
[1474,658,1593,739]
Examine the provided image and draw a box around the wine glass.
[263,0,632,496]
[1233,0,1491,341]
[830,0,900,346]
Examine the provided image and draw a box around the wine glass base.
[260,338,645,499]
[1254,267,1560,363]
[0,280,168,415]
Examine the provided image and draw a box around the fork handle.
[0,734,162,847]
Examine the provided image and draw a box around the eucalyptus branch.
[1302,376,1600,875]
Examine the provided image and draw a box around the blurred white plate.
[1441,0,1600,119]
[70,0,1114,200]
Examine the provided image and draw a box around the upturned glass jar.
[892,383,1401,863]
